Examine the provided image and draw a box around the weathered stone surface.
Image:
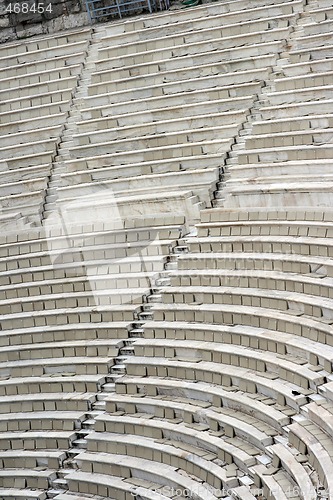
[0,0,88,41]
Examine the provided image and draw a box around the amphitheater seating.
[52,0,302,225]
[0,0,332,498]
[220,0,333,209]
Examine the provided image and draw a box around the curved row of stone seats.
[60,0,300,226]
[95,35,287,76]
[0,218,180,313]
[87,53,273,93]
[276,60,333,79]
[91,52,277,89]
[105,393,277,450]
[225,159,333,184]
[0,373,106,397]
[288,415,333,497]
[66,470,180,500]
[96,0,302,49]
[157,283,333,347]
[0,27,91,58]
[0,339,122,362]
[249,464,300,500]
[154,268,332,345]
[0,50,86,81]
[79,80,257,125]
[0,393,96,415]
[0,126,64,150]
[1,89,74,115]
[264,442,317,500]
[171,265,333,301]
[0,215,187,497]
[220,3,333,209]
[161,282,333,321]
[76,452,219,500]
[56,190,203,225]
[0,450,66,469]
[95,413,258,470]
[0,41,88,69]
[0,355,115,377]
[0,489,48,499]
[68,123,241,161]
[0,411,86,432]
[1,77,79,104]
[86,431,239,491]
[244,114,333,136]
[115,375,291,433]
[0,321,130,349]
[123,355,313,411]
[131,338,325,391]
[257,99,333,122]
[0,30,90,225]
[0,429,77,451]
[143,319,333,379]
[0,102,71,125]
[0,469,56,490]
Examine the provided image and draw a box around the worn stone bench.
[259,98,333,121]
[0,27,91,57]
[96,36,282,72]
[94,43,282,81]
[152,300,333,347]
[288,419,333,495]
[0,41,88,69]
[76,452,218,500]
[0,469,56,490]
[82,92,254,122]
[132,338,324,391]
[250,464,291,500]
[0,392,96,414]
[0,101,71,124]
[124,356,308,411]
[86,431,238,491]
[0,53,86,81]
[0,411,86,432]
[0,355,115,377]
[161,282,333,321]
[94,414,257,470]
[68,125,237,159]
[0,88,74,114]
[60,167,219,207]
[73,119,240,147]
[105,393,276,449]
[268,442,317,499]
[0,374,106,396]
[0,449,66,469]
[98,3,300,48]
[0,339,122,367]
[116,376,291,430]
[251,114,333,135]
[0,488,47,499]
[0,77,78,104]
[89,55,274,94]
[67,470,172,500]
